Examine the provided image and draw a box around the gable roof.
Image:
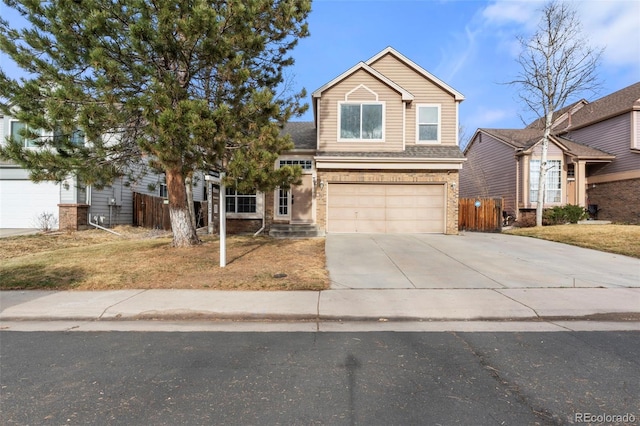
[311,61,414,102]
[366,47,465,101]
[473,128,613,160]
[525,100,588,130]
[526,82,640,132]
[561,81,640,130]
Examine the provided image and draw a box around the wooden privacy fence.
[458,198,503,232]
[133,192,171,230]
[133,192,209,231]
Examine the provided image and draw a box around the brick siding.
[58,204,90,231]
[586,178,640,224]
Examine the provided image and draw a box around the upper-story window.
[10,121,38,147]
[339,102,384,141]
[54,128,86,146]
[416,105,440,143]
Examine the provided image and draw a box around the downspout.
[86,185,122,236]
[253,192,266,237]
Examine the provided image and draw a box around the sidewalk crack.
[493,289,541,319]
[98,289,148,320]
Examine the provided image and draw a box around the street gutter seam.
[316,291,321,331]
[98,289,148,320]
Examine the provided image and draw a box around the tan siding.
[318,69,404,152]
[459,133,518,214]
[530,141,563,157]
[346,86,378,101]
[369,53,458,146]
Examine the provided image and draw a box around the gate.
[458,198,503,232]
[133,192,209,231]
[133,192,171,230]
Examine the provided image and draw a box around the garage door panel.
[0,180,59,228]
[328,183,445,234]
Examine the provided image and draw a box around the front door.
[291,174,313,223]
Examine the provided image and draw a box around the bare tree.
[510,0,602,226]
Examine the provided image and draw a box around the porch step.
[269,224,325,238]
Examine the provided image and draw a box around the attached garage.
[327,183,445,233]
[0,180,60,228]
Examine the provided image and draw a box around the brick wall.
[586,178,640,224]
[316,170,460,234]
[58,204,90,231]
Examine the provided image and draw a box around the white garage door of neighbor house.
[327,184,445,233]
[0,180,60,228]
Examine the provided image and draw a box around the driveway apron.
[325,233,640,290]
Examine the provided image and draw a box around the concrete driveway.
[325,233,640,289]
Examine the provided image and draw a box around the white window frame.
[337,101,385,142]
[278,159,313,170]
[225,188,258,214]
[10,120,38,148]
[416,104,441,144]
[276,187,290,218]
[529,159,562,204]
[275,158,314,219]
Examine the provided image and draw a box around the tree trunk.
[166,168,201,247]
[536,111,553,227]
[185,173,197,229]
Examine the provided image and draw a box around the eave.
[314,156,466,170]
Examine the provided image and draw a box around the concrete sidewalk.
[1,287,639,322]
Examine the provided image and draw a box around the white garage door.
[328,184,445,233]
[0,180,60,228]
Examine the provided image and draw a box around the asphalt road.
[1,331,638,425]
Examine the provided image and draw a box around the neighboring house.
[0,113,204,230]
[227,47,466,235]
[459,82,640,224]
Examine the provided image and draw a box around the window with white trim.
[339,102,383,140]
[225,188,257,213]
[279,159,312,170]
[530,159,561,203]
[10,121,37,147]
[416,105,440,143]
[278,188,288,216]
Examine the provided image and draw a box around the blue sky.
[1,0,639,145]
[288,0,640,143]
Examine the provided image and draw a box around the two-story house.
[459,82,640,224]
[226,47,466,236]
[3,47,467,235]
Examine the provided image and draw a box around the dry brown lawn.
[505,224,640,259]
[0,226,329,291]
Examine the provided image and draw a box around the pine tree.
[0,0,310,247]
